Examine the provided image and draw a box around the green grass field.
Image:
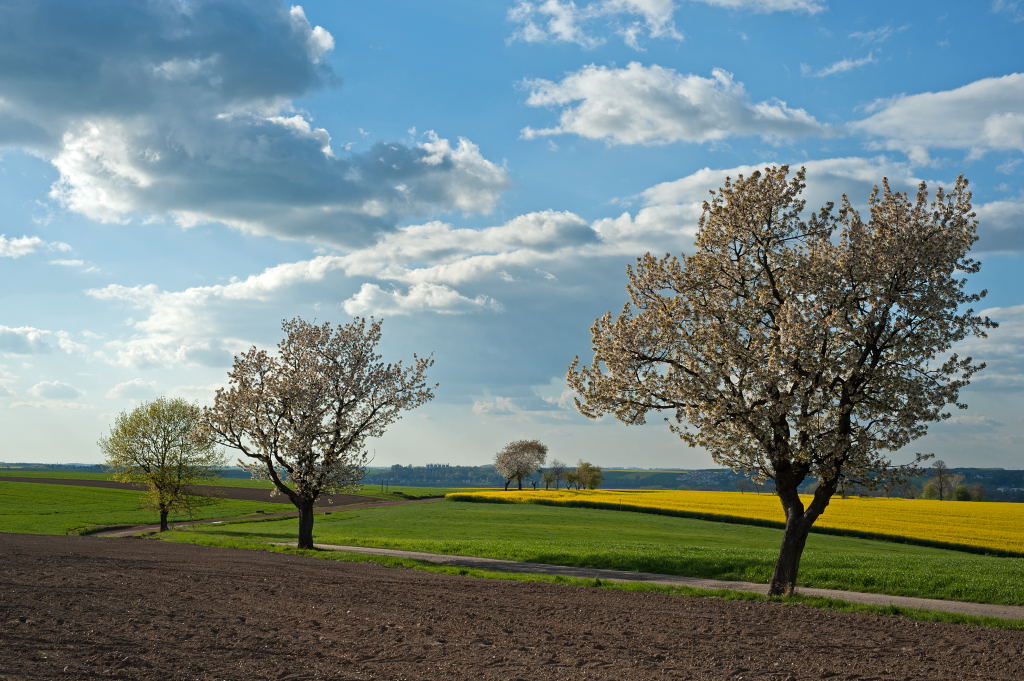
[0,481,293,535]
[160,498,1024,607]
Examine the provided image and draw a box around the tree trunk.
[297,501,315,550]
[159,507,169,532]
[504,479,510,491]
[768,515,811,595]
[517,476,523,490]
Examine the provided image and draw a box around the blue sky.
[1,0,1022,468]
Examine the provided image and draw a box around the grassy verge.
[0,481,293,535]
[155,499,1024,606]
[158,530,1024,631]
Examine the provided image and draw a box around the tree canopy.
[568,166,991,595]
[204,316,435,549]
[494,440,548,490]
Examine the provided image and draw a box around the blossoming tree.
[568,166,992,595]
[204,317,435,549]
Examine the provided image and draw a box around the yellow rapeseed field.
[446,489,1024,555]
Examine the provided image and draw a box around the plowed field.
[1,535,1021,680]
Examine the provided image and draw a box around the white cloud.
[852,73,1024,163]
[522,64,826,145]
[0,235,70,258]
[28,380,82,400]
[508,0,681,50]
[960,304,1024,392]
[608,156,925,252]
[105,379,158,400]
[975,201,1024,252]
[0,2,507,247]
[693,0,823,11]
[49,258,100,273]
[992,0,1024,22]
[849,25,906,44]
[807,52,876,78]
[472,395,521,415]
[342,283,501,316]
[88,155,1006,371]
[0,326,85,355]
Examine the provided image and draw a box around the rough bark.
[768,515,811,596]
[297,501,315,550]
[159,507,169,533]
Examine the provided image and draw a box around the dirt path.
[304,543,1024,621]
[2,534,1020,681]
[0,475,372,505]
[90,498,439,537]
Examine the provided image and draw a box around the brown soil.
[2,534,1021,681]
[0,476,371,505]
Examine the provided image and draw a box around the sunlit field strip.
[447,489,1024,555]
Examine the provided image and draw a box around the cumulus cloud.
[597,156,927,253]
[0,326,85,355]
[508,0,680,50]
[105,379,158,400]
[521,64,826,145]
[851,73,1024,163]
[975,201,1024,253]
[959,304,1024,392]
[0,235,70,258]
[472,395,521,415]
[342,283,501,316]
[28,380,82,400]
[0,1,506,247]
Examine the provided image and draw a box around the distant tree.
[494,440,548,490]
[735,479,752,494]
[954,484,972,501]
[967,483,986,501]
[575,460,604,489]
[564,469,580,490]
[99,397,225,531]
[203,317,435,549]
[541,470,556,490]
[933,460,950,501]
[568,167,992,596]
[548,459,568,490]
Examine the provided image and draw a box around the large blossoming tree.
[204,317,435,549]
[568,167,992,595]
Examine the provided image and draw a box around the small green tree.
[575,460,604,489]
[541,470,556,490]
[548,459,568,489]
[99,397,225,531]
[564,469,580,489]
